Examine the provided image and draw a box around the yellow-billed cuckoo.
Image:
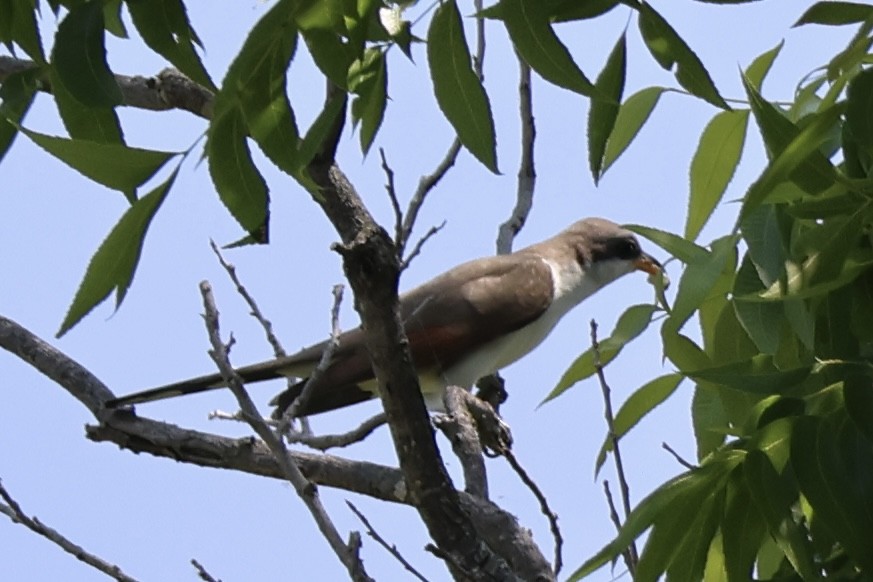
[106,218,663,418]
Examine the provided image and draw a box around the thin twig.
[602,481,634,578]
[379,148,404,246]
[280,284,344,429]
[191,559,221,582]
[497,56,536,255]
[208,240,314,434]
[662,442,696,470]
[287,413,388,451]
[347,501,430,582]
[590,320,638,573]
[435,386,489,499]
[0,479,140,582]
[401,221,446,270]
[198,281,372,582]
[502,451,563,576]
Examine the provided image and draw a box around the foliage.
[2,0,873,580]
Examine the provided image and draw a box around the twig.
[198,281,372,582]
[379,148,404,246]
[287,413,388,451]
[0,479,139,582]
[662,442,695,470]
[279,284,344,428]
[502,451,563,577]
[191,558,221,582]
[401,220,446,270]
[347,501,430,582]
[208,240,313,434]
[497,56,536,255]
[602,481,634,579]
[590,320,638,573]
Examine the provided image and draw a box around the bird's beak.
[633,253,662,276]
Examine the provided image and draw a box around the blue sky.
[0,2,849,580]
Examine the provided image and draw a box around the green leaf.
[296,90,346,175]
[844,67,873,176]
[51,2,122,107]
[0,68,38,163]
[102,0,128,38]
[794,1,873,26]
[733,254,783,354]
[637,3,727,109]
[743,41,783,91]
[349,47,387,155]
[588,33,626,183]
[0,0,45,62]
[663,486,724,582]
[551,0,619,22]
[740,204,787,285]
[206,108,270,241]
[594,373,683,477]
[20,127,176,202]
[304,29,353,90]
[744,449,819,579]
[49,65,124,144]
[625,223,710,264]
[569,456,739,581]
[602,86,665,174]
[741,75,837,215]
[127,0,216,91]
[57,169,178,337]
[667,235,737,333]
[791,414,873,572]
[688,355,812,395]
[721,473,767,581]
[498,0,597,96]
[843,375,873,446]
[427,0,497,172]
[692,385,728,458]
[686,110,749,240]
[544,303,657,403]
[215,0,300,173]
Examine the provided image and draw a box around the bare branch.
[347,501,430,582]
[379,148,404,245]
[0,479,140,582]
[502,450,563,577]
[590,319,638,573]
[0,58,214,119]
[602,480,635,577]
[497,57,536,255]
[198,282,372,582]
[287,413,387,451]
[400,220,446,270]
[191,559,222,582]
[662,442,696,470]
[434,386,490,499]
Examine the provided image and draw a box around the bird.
[106,218,663,419]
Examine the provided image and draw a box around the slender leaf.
[740,204,787,285]
[733,254,783,354]
[843,375,873,446]
[688,355,812,395]
[304,29,353,89]
[51,2,122,107]
[686,110,749,240]
[499,0,597,96]
[21,127,176,201]
[594,373,683,477]
[638,3,727,108]
[744,41,783,91]
[544,304,657,402]
[625,223,710,264]
[349,47,387,155]
[721,473,767,581]
[1,0,45,62]
[692,384,728,458]
[57,169,178,337]
[127,0,215,90]
[49,65,124,144]
[744,449,819,579]
[791,415,873,572]
[428,0,497,172]
[667,235,737,333]
[602,86,665,173]
[0,68,38,163]
[588,33,626,182]
[206,108,270,241]
[794,1,873,26]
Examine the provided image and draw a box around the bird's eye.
[618,238,639,259]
